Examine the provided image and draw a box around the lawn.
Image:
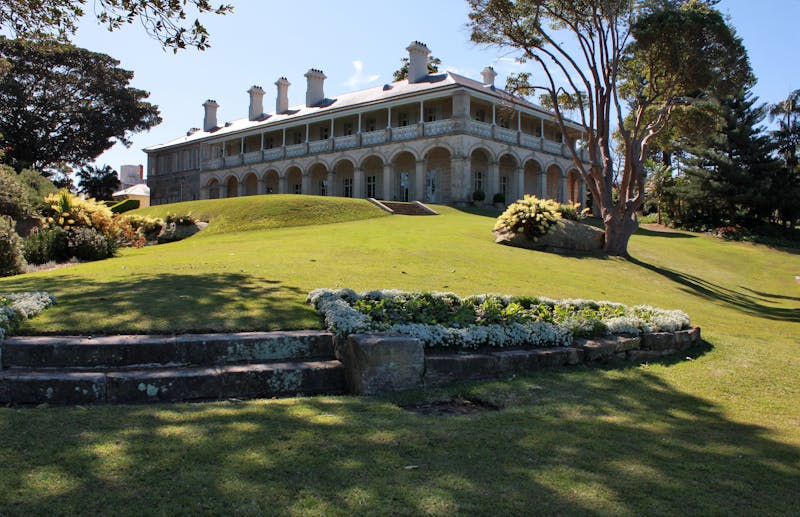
[0,195,798,515]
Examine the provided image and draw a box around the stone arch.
[388,146,419,163]
[424,145,452,203]
[333,159,356,197]
[224,175,239,198]
[470,147,492,198]
[308,162,329,196]
[285,166,303,195]
[207,177,221,200]
[546,163,563,201]
[523,158,542,197]
[361,154,384,199]
[242,171,258,196]
[497,153,518,204]
[358,153,385,169]
[263,169,279,194]
[390,150,416,201]
[465,143,496,163]
[420,141,455,161]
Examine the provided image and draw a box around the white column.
[419,100,424,122]
[539,168,547,198]
[326,171,335,196]
[516,166,524,201]
[301,172,311,195]
[414,159,425,201]
[382,162,392,200]
[354,167,364,198]
[258,176,267,195]
[559,174,567,203]
[279,175,287,194]
[238,179,246,197]
[305,124,309,142]
[488,160,499,199]
[492,104,496,125]
[357,113,362,132]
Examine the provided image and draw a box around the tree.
[76,164,119,200]
[0,37,161,173]
[393,54,442,82]
[643,159,672,225]
[467,0,750,255]
[767,90,800,228]
[0,0,232,52]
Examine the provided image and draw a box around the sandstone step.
[1,331,334,369]
[379,201,437,215]
[0,359,344,405]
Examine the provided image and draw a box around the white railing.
[309,140,331,153]
[263,148,283,161]
[543,140,562,154]
[424,119,455,136]
[521,133,541,149]
[362,129,387,145]
[467,120,492,138]
[203,157,222,169]
[495,127,517,144]
[392,125,419,141]
[243,151,262,164]
[224,155,242,167]
[285,143,307,158]
[334,134,358,150]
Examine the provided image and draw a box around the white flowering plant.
[307,289,691,349]
[0,291,55,340]
[493,195,563,240]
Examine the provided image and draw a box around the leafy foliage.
[0,37,161,172]
[0,0,233,52]
[494,195,562,239]
[0,215,25,277]
[392,54,441,82]
[0,164,56,218]
[76,164,119,201]
[0,291,55,339]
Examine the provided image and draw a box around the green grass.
[0,194,798,515]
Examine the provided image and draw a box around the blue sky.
[69,0,800,173]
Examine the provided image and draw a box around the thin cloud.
[343,60,380,89]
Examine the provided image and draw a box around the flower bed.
[307,289,691,349]
[0,291,55,339]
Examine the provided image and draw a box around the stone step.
[379,201,437,215]
[0,359,345,405]
[1,331,334,369]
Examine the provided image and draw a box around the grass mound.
[132,194,389,235]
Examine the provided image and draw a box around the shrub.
[472,190,486,202]
[22,226,69,264]
[713,225,752,241]
[559,201,589,221]
[492,192,505,204]
[0,165,56,219]
[0,215,25,277]
[494,195,562,239]
[110,198,140,213]
[0,291,55,339]
[65,227,118,261]
[43,190,115,235]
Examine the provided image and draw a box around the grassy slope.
[0,196,798,515]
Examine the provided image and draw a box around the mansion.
[145,42,590,206]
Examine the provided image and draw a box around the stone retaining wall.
[344,328,701,395]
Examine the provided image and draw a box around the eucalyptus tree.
[468,0,750,255]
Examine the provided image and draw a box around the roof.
[113,184,150,197]
[144,72,559,152]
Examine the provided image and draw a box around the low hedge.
[308,289,691,349]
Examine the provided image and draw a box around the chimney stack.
[202,99,219,131]
[304,69,327,107]
[247,85,265,120]
[406,41,431,84]
[481,66,497,87]
[275,77,290,114]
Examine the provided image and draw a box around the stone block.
[0,370,106,405]
[424,354,498,386]
[673,328,701,351]
[491,349,540,374]
[627,349,675,363]
[641,332,676,351]
[106,367,223,403]
[495,219,605,253]
[342,334,424,395]
[576,338,617,361]
[532,348,570,367]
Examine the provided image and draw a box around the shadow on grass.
[635,226,697,239]
[3,272,317,334]
[0,348,797,515]
[628,257,800,323]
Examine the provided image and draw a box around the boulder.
[495,219,604,253]
[157,221,208,244]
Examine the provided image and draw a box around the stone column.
[279,175,287,194]
[301,173,311,195]
[539,169,547,199]
[414,159,425,201]
[326,171,335,196]
[560,174,568,203]
[488,160,499,200]
[199,185,209,200]
[238,179,246,197]
[382,162,392,200]
[450,155,466,203]
[258,176,267,195]
[354,167,364,198]
[462,158,472,202]
[516,166,524,202]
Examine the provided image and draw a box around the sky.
[66,0,800,174]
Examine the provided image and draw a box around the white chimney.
[406,41,431,84]
[275,77,290,114]
[248,85,265,120]
[202,99,219,131]
[481,66,497,87]
[304,69,327,107]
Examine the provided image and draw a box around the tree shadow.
[0,350,797,514]
[635,226,696,239]
[628,257,800,322]
[4,272,316,334]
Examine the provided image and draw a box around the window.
[366,118,377,132]
[319,126,329,140]
[293,131,303,144]
[474,171,484,192]
[366,175,376,198]
[343,177,353,198]
[425,106,437,122]
[265,136,274,149]
[343,122,353,136]
[319,180,327,196]
[475,109,486,122]
[398,111,409,127]
[500,176,508,197]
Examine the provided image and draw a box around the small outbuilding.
[112,183,151,208]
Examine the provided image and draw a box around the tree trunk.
[603,210,639,256]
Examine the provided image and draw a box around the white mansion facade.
[145,42,590,207]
